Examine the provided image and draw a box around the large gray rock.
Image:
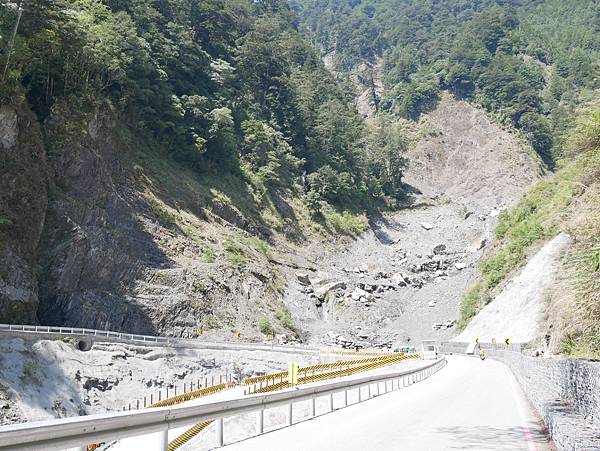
[296,273,311,285]
[314,281,347,300]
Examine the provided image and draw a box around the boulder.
[420,222,434,230]
[296,273,311,285]
[391,272,408,287]
[432,244,447,255]
[315,281,347,300]
[455,262,467,270]
[467,237,487,253]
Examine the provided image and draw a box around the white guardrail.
[0,358,446,451]
[0,323,319,355]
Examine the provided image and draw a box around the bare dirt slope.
[404,94,542,211]
[284,96,542,348]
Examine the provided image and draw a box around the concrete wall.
[440,342,600,451]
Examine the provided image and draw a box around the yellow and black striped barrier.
[150,383,227,408]
[168,420,213,451]
[241,370,288,386]
[250,353,421,394]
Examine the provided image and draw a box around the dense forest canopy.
[291,0,600,163]
[0,0,409,211]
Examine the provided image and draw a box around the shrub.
[323,209,369,236]
[224,239,247,265]
[258,318,274,336]
[149,200,177,226]
[202,245,216,263]
[275,306,297,333]
[248,237,270,256]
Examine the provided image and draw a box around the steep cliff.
[0,99,47,324]
[0,100,320,339]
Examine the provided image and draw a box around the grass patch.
[275,306,297,333]
[258,317,274,336]
[322,208,369,236]
[457,282,491,330]
[202,245,216,263]
[560,331,600,360]
[248,237,270,256]
[224,239,248,266]
[149,200,177,226]
[192,279,206,292]
[0,216,12,226]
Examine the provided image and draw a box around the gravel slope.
[284,96,541,349]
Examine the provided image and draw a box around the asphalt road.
[220,356,554,451]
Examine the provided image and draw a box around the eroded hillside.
[283,96,541,347]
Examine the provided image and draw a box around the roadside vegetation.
[458,108,600,357]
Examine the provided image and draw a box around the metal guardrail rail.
[0,358,446,451]
[0,323,320,355]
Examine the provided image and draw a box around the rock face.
[0,101,288,337]
[0,104,47,323]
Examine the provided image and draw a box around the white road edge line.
[504,365,537,451]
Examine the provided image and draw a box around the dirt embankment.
[283,96,542,348]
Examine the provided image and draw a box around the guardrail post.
[257,408,264,434]
[368,384,371,398]
[358,386,363,402]
[343,389,348,407]
[215,417,224,447]
[287,401,293,426]
[310,397,316,417]
[329,393,333,412]
[159,428,168,451]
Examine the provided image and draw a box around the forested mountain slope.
[292,0,600,164]
[0,0,409,336]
